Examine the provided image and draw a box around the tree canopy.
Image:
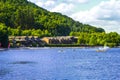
[0,0,105,36]
[70,32,120,47]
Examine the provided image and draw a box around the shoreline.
[0,44,120,50]
[1,46,120,50]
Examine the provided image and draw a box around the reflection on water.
[0,48,120,80]
[10,61,37,64]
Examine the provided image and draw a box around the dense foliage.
[70,32,120,47]
[8,27,51,37]
[0,23,8,48]
[0,0,105,36]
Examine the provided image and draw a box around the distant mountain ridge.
[0,0,105,36]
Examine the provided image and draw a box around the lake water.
[0,47,120,80]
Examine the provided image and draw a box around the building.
[9,36,43,47]
[9,36,78,47]
[42,36,78,44]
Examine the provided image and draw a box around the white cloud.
[36,2,43,7]
[35,0,89,15]
[77,0,89,3]
[51,3,75,15]
[36,0,56,9]
[71,0,120,33]
[67,0,89,4]
[35,0,75,15]
[45,0,55,7]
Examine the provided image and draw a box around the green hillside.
[0,0,105,36]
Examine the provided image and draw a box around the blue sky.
[29,0,120,33]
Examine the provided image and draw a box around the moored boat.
[96,46,109,52]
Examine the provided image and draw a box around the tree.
[0,23,8,48]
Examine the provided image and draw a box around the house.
[8,36,78,47]
[42,36,78,44]
[9,36,43,47]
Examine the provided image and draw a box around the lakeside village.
[0,35,120,48]
[8,36,79,48]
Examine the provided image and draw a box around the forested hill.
[0,0,105,36]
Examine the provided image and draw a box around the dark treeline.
[0,23,8,48]
[70,32,120,47]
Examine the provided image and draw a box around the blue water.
[0,48,120,80]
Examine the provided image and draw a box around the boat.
[96,45,109,52]
[58,49,64,52]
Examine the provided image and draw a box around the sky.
[29,0,120,33]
